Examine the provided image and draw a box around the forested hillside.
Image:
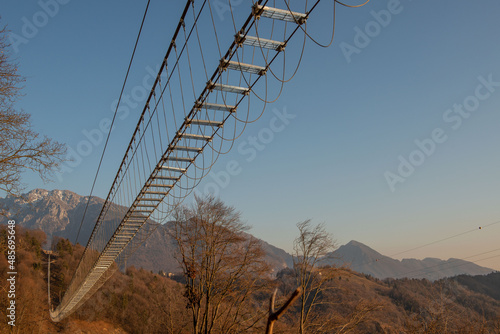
[1,226,500,333]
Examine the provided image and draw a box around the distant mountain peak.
[346,240,364,246]
[0,188,103,242]
[0,188,293,274]
[344,240,377,251]
[4,188,83,204]
[1,189,493,280]
[326,240,494,281]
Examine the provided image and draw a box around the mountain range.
[0,189,293,274]
[0,189,494,280]
[325,240,493,281]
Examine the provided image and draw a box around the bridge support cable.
[49,0,342,321]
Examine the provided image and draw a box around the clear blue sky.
[2,0,500,271]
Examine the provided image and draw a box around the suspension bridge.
[49,0,359,322]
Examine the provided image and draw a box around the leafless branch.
[0,26,67,204]
[266,287,302,334]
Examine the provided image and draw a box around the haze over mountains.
[0,189,293,274]
[0,189,494,280]
[325,240,493,281]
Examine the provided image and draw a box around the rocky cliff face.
[0,189,103,243]
[3,189,491,280]
[0,189,293,274]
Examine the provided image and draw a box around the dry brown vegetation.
[170,195,271,333]
[293,220,338,333]
[1,225,500,333]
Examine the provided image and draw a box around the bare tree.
[170,195,270,334]
[0,26,66,201]
[403,281,487,334]
[293,220,337,334]
[332,299,382,334]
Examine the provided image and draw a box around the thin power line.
[403,247,500,279]
[390,220,500,258]
[347,220,500,271]
[74,0,151,245]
